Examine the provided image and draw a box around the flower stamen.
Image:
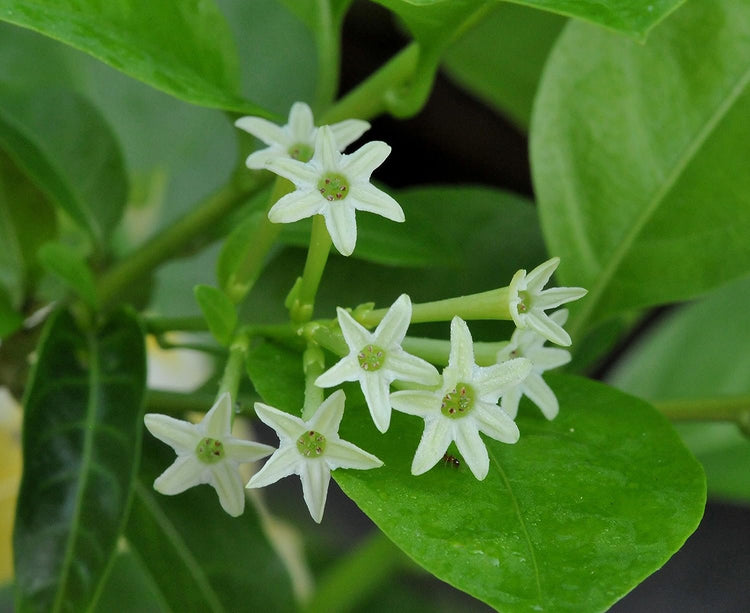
[318,173,350,201]
[296,430,327,457]
[357,344,386,371]
[195,437,225,464]
[441,382,475,419]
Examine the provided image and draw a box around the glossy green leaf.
[246,340,304,414]
[442,4,565,128]
[194,285,237,346]
[0,86,127,246]
[38,242,98,309]
[609,276,750,501]
[373,0,683,44]
[115,436,295,613]
[281,186,538,268]
[531,0,750,337]
[0,283,22,338]
[0,0,265,115]
[335,375,705,612]
[14,308,146,613]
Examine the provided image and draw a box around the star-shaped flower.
[144,393,274,517]
[508,257,586,346]
[263,125,404,256]
[247,390,382,523]
[496,309,571,420]
[315,294,440,433]
[390,317,532,480]
[235,101,369,168]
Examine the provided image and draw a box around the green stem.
[301,343,326,420]
[146,389,259,415]
[217,336,249,409]
[358,287,512,328]
[654,396,750,423]
[401,337,508,367]
[226,177,292,303]
[320,43,420,124]
[313,0,340,113]
[98,181,257,308]
[144,315,208,335]
[291,215,332,323]
[303,532,410,613]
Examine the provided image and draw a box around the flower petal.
[245,147,285,170]
[329,119,370,150]
[447,317,475,378]
[527,312,572,346]
[234,116,287,146]
[308,389,346,436]
[374,294,411,347]
[268,190,324,224]
[322,201,357,256]
[525,257,559,293]
[474,403,520,444]
[154,456,205,495]
[349,183,404,222]
[500,385,522,419]
[287,102,315,140]
[246,445,299,489]
[390,390,437,417]
[454,425,489,480]
[342,141,390,179]
[474,358,532,400]
[210,460,246,517]
[202,392,232,438]
[223,439,275,463]
[315,356,360,388]
[265,157,319,187]
[144,413,199,451]
[325,439,383,470]
[300,460,331,523]
[531,347,571,372]
[535,286,587,310]
[313,126,340,171]
[335,307,371,352]
[254,403,305,441]
[522,373,559,420]
[411,418,452,476]
[360,375,392,433]
[386,350,440,386]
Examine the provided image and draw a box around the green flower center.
[296,430,327,458]
[288,142,314,162]
[441,382,475,419]
[317,173,349,201]
[517,290,531,313]
[195,437,225,464]
[357,344,386,371]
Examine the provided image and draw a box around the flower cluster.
[144,103,587,523]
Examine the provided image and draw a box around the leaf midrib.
[569,61,750,338]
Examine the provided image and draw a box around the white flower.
[247,390,382,523]
[144,393,274,517]
[390,317,532,480]
[315,294,439,433]
[508,257,586,347]
[235,101,369,168]
[264,125,404,256]
[496,309,571,420]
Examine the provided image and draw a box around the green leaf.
[442,4,565,128]
[0,86,127,246]
[38,242,98,309]
[14,308,146,613]
[194,284,237,346]
[335,375,705,612]
[114,435,296,613]
[0,283,22,338]
[531,0,750,336]
[0,0,265,115]
[246,340,304,414]
[0,150,57,306]
[609,276,750,501]
[281,185,539,268]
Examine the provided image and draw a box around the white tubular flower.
[235,101,369,168]
[390,317,532,481]
[247,390,382,523]
[144,393,274,517]
[508,257,587,347]
[264,125,404,256]
[315,294,440,434]
[496,309,571,420]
